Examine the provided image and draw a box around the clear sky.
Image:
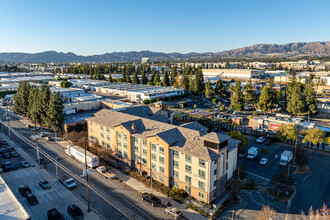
[1,0,329,55]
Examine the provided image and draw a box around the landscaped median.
[267,187,296,202]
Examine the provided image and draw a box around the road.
[0,108,172,220]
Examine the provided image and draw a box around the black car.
[264,139,272,146]
[141,193,161,207]
[1,162,14,171]
[26,193,38,205]
[18,185,32,197]
[1,140,8,145]
[47,208,65,220]
[39,180,51,189]
[2,152,10,158]
[10,151,19,157]
[8,147,15,152]
[0,147,6,154]
[67,204,84,219]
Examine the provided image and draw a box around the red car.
[77,109,85,113]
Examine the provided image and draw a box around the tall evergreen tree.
[305,74,317,118]
[28,86,42,125]
[230,81,244,110]
[13,81,30,115]
[215,79,226,99]
[163,71,170,87]
[109,72,113,82]
[257,87,272,114]
[126,74,132,83]
[132,72,140,84]
[141,70,148,84]
[244,79,255,105]
[170,66,177,85]
[153,73,161,85]
[287,83,304,116]
[150,69,156,83]
[193,67,205,95]
[205,80,213,99]
[38,84,51,125]
[46,92,64,133]
[181,68,190,91]
[121,66,127,82]
[188,73,195,93]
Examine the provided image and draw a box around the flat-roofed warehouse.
[202,69,265,80]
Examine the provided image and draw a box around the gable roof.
[180,122,208,134]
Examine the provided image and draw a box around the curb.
[211,200,241,220]
[279,187,296,203]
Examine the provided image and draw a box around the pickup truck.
[96,166,116,179]
[59,175,76,189]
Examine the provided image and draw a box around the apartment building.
[86,109,239,204]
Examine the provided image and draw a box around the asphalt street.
[0,108,173,220]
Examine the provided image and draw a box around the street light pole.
[84,137,91,212]
[55,157,58,180]
[35,121,40,166]
[6,100,10,136]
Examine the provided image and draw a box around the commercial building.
[86,109,239,204]
[95,83,184,103]
[202,69,265,80]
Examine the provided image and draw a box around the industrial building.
[202,69,265,80]
[95,83,184,103]
[86,109,239,204]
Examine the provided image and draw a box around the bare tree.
[299,204,330,220]
[256,205,278,220]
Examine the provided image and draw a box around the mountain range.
[0,41,329,63]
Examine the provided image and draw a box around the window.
[214,169,217,176]
[173,160,179,169]
[159,176,164,182]
[159,166,165,174]
[213,180,217,187]
[185,186,191,194]
[143,148,147,156]
[151,173,156,179]
[135,146,139,151]
[198,181,205,190]
[118,140,122,148]
[107,143,110,149]
[199,170,206,179]
[151,163,157,170]
[123,134,127,141]
[143,140,147,147]
[142,158,147,164]
[173,150,179,159]
[151,153,157,161]
[91,129,93,133]
[214,159,217,165]
[90,122,93,126]
[106,128,110,133]
[159,156,165,164]
[118,149,122,156]
[185,154,192,163]
[198,192,205,199]
[123,143,128,149]
[174,171,179,179]
[151,143,157,152]
[101,133,104,138]
[185,176,191,184]
[124,151,128,158]
[107,135,110,141]
[101,140,105,146]
[174,181,179,188]
[185,165,192,174]
[159,146,165,154]
[117,131,122,139]
[199,159,206,168]
[134,137,139,145]
[100,126,104,131]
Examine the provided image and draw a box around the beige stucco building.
[86,109,239,204]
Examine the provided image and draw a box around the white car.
[260,158,269,165]
[256,137,266,144]
[165,207,183,219]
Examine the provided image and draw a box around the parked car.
[165,207,183,219]
[260,158,269,165]
[18,185,32,197]
[26,193,38,205]
[1,140,8,145]
[2,161,14,171]
[255,136,266,144]
[10,151,19,157]
[39,180,51,189]
[264,139,272,146]
[2,152,10,158]
[77,109,85,113]
[0,147,6,154]
[67,204,84,219]
[47,208,65,220]
[26,124,32,128]
[40,132,47,137]
[8,147,15,152]
[141,193,161,207]
[21,161,30,168]
[45,136,53,141]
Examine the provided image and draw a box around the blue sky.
[1,0,329,55]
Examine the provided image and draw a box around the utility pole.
[55,157,58,180]
[6,100,10,136]
[232,211,235,220]
[35,121,40,166]
[84,137,91,212]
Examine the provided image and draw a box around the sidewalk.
[111,169,208,220]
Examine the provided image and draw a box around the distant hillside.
[0,41,329,63]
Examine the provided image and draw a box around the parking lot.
[1,167,100,220]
